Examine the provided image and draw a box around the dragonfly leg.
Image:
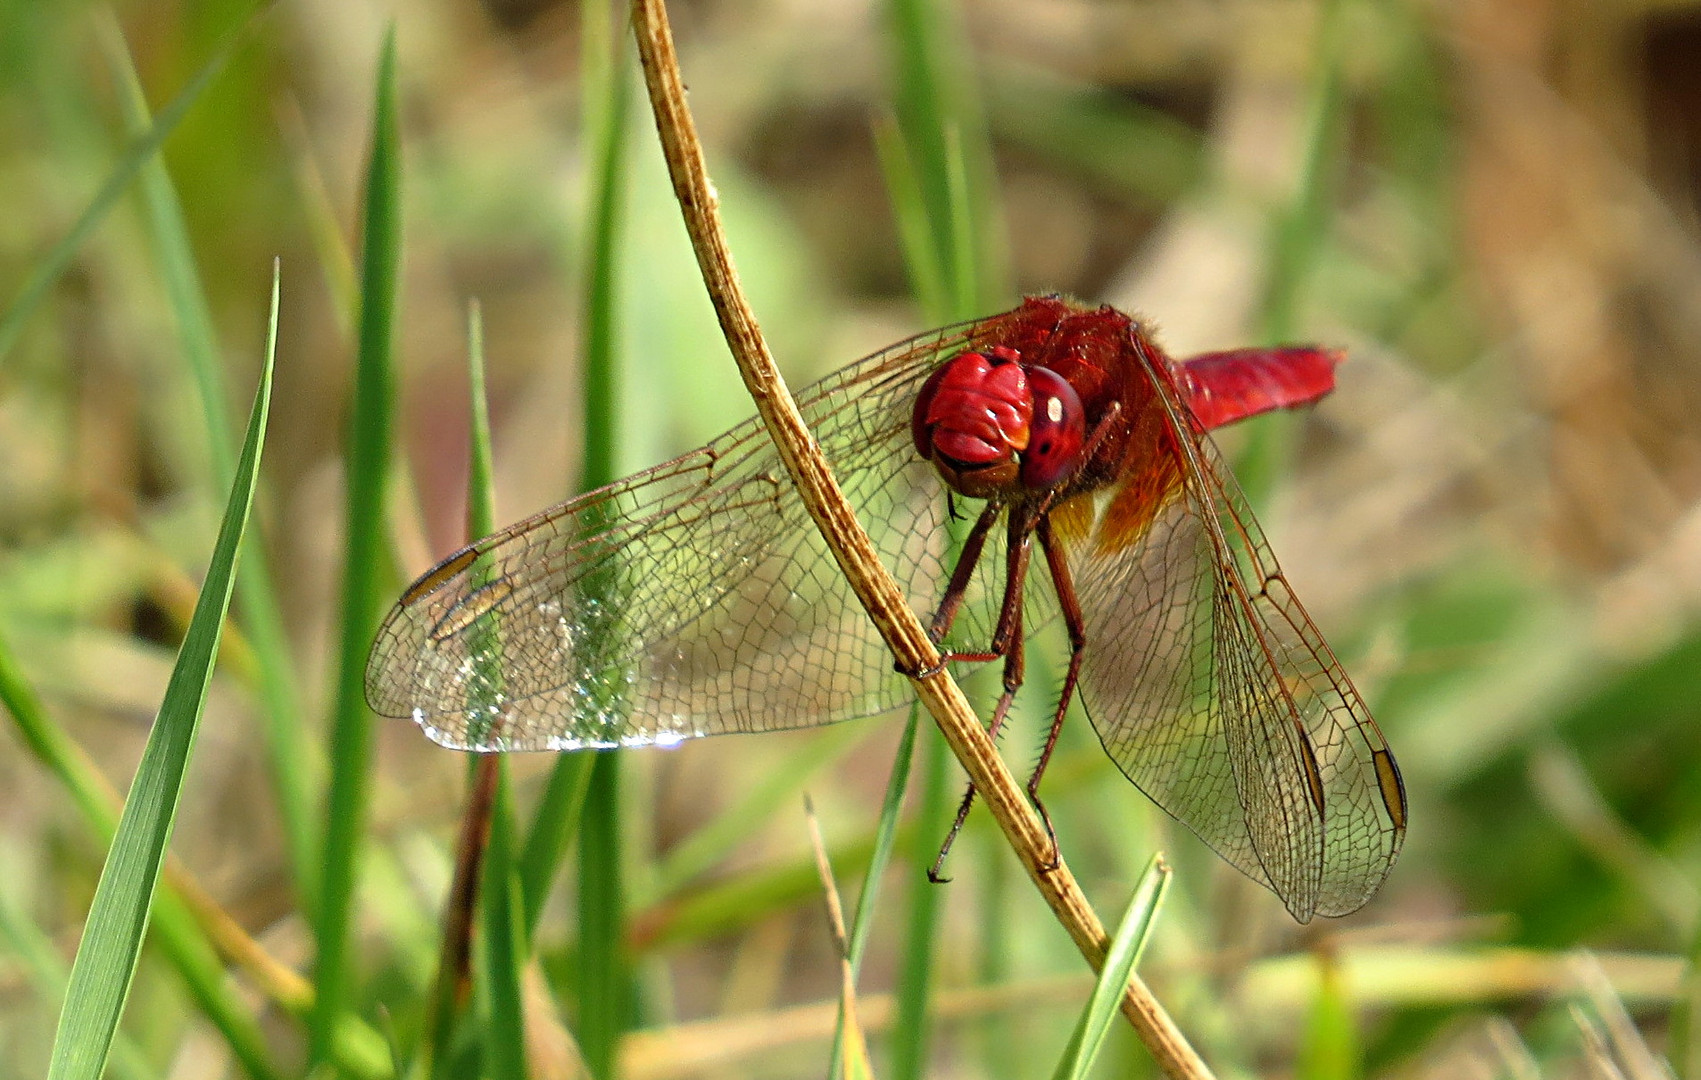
[936,508,1032,666]
[903,501,1002,679]
[929,602,1024,883]
[927,501,1002,644]
[1025,514,1087,873]
[928,512,1034,882]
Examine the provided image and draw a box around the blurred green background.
[5,0,1701,1077]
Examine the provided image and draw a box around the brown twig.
[627,1,1214,1076]
[421,754,502,1053]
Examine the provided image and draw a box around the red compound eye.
[1018,366,1086,490]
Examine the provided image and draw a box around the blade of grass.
[889,724,949,1080]
[1051,855,1172,1080]
[805,796,878,1080]
[0,7,256,366]
[504,0,629,958]
[828,707,920,1079]
[466,301,529,1080]
[0,271,289,1080]
[518,755,596,936]
[0,612,389,1079]
[871,115,946,324]
[312,26,402,1068]
[0,611,283,1080]
[883,0,1004,315]
[99,13,318,908]
[45,264,273,1080]
[1293,955,1357,1080]
[579,754,627,1079]
[417,306,507,1080]
[562,5,634,1078]
[1239,0,1350,507]
[478,773,528,1080]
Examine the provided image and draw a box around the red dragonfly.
[366,296,1406,921]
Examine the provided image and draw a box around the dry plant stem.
[424,754,502,1041]
[628,1,1213,1076]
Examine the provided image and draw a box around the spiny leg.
[929,508,1036,882]
[1024,514,1088,872]
[908,500,1002,679]
[929,600,1023,882]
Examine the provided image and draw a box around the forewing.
[1065,375,1405,920]
[365,317,1022,751]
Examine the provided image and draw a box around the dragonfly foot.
[899,653,949,680]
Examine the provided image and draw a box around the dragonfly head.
[912,346,1087,499]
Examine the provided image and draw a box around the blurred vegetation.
[5,0,1701,1077]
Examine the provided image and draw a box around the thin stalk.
[311,27,402,1069]
[569,4,635,1077]
[890,725,950,1080]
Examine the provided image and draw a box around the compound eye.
[1018,366,1086,490]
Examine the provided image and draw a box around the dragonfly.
[365,295,1406,922]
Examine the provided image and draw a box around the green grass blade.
[884,0,959,287]
[464,301,497,542]
[46,266,274,1080]
[1050,854,1171,1080]
[554,6,633,1078]
[516,0,628,920]
[312,26,402,1068]
[0,564,282,1080]
[478,773,528,1080]
[872,115,946,324]
[1239,0,1349,508]
[0,9,254,366]
[518,754,596,936]
[889,723,950,1080]
[828,706,921,1080]
[578,754,627,1078]
[466,301,529,1080]
[877,5,1002,1072]
[882,0,1003,315]
[1294,957,1358,1080]
[100,15,317,907]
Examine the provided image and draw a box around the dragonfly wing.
[365,315,1025,752]
[1064,385,1405,920]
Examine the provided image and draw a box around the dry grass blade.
[804,794,874,1078]
[1571,954,1670,1080]
[627,0,1212,1075]
[1570,1003,1632,1080]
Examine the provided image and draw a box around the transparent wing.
[1062,368,1406,921]
[365,314,1029,752]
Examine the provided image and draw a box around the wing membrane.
[365,316,1027,751]
[1065,365,1405,920]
